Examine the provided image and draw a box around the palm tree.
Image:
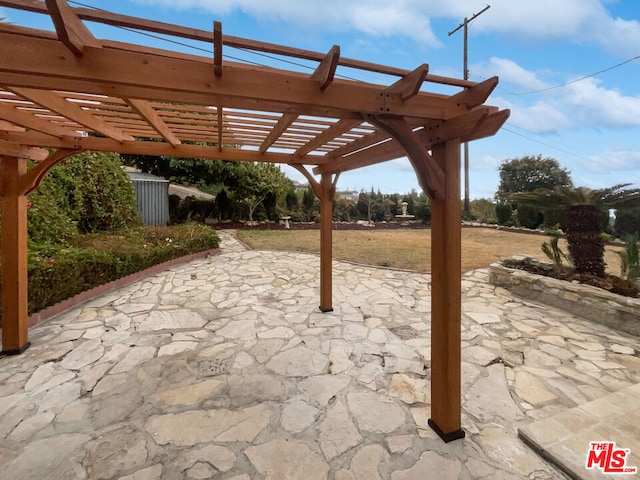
[509,184,640,277]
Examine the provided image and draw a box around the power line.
[507,54,640,95]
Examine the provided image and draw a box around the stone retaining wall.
[489,256,640,337]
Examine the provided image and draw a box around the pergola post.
[427,139,465,442]
[319,173,335,312]
[1,156,30,355]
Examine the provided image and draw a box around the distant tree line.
[492,155,640,238]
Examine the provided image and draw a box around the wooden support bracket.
[370,115,444,200]
[19,147,82,195]
[292,164,321,197]
[45,0,101,56]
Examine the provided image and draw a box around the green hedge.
[0,224,219,320]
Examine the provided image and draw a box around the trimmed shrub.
[0,224,219,319]
[517,205,543,229]
[495,203,512,225]
[615,207,640,238]
[542,208,563,229]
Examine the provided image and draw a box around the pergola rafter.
[0,0,509,443]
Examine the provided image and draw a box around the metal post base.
[1,341,31,356]
[428,418,465,443]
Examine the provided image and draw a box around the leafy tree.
[302,187,318,221]
[232,162,289,222]
[510,184,640,277]
[122,152,290,221]
[614,207,640,237]
[414,193,431,223]
[496,155,573,202]
[333,196,358,222]
[469,198,497,224]
[285,188,299,212]
[357,189,378,222]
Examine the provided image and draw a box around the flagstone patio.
[1,230,638,479]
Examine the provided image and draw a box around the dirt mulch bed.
[502,259,640,298]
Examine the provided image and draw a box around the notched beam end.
[386,63,429,100]
[462,109,510,142]
[311,45,340,91]
[45,0,101,56]
[0,139,48,162]
[451,76,499,109]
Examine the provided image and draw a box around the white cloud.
[471,154,502,170]
[131,0,640,55]
[477,58,640,133]
[494,97,571,134]
[131,0,442,44]
[585,145,640,173]
[562,78,640,128]
[473,57,549,91]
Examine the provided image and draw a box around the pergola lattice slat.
[0,0,509,443]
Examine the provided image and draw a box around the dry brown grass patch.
[238,228,622,274]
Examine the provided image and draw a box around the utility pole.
[449,4,490,214]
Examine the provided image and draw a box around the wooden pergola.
[0,0,508,442]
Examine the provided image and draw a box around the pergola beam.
[0,32,464,121]
[7,87,135,142]
[0,102,80,137]
[295,119,362,157]
[0,138,48,162]
[125,98,181,146]
[0,0,477,86]
[259,114,298,153]
[0,131,297,164]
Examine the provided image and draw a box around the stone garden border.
[489,256,640,337]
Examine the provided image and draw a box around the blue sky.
[3,0,640,199]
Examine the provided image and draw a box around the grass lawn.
[238,227,623,274]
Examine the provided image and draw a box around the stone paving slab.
[519,383,640,479]
[0,229,639,479]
